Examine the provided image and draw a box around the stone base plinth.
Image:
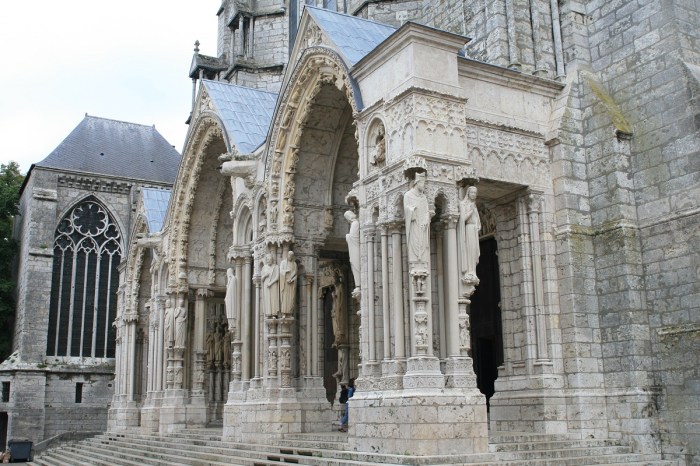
[107,401,142,430]
[349,388,488,456]
[223,384,335,442]
[489,373,567,434]
[139,405,160,432]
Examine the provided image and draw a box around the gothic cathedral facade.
[109,0,699,462]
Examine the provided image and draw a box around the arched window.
[46,197,122,358]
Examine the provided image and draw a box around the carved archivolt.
[207,178,229,285]
[262,48,360,242]
[167,117,226,290]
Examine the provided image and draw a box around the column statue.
[344,210,361,291]
[370,125,386,166]
[206,330,215,364]
[223,324,231,367]
[213,322,223,364]
[260,253,280,316]
[403,171,431,265]
[174,296,188,348]
[225,267,235,321]
[331,278,346,347]
[457,186,481,280]
[164,299,174,347]
[279,250,298,316]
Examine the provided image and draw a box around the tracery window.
[46,197,122,358]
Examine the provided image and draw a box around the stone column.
[444,216,460,357]
[305,275,314,377]
[391,225,405,360]
[311,251,320,376]
[526,191,551,364]
[266,318,278,386]
[242,255,253,382]
[253,275,262,380]
[380,225,391,362]
[156,296,166,392]
[434,223,447,358]
[366,228,377,364]
[193,289,211,397]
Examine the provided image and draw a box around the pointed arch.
[262,48,361,241]
[166,116,227,288]
[46,195,123,358]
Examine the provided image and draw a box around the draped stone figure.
[331,279,346,347]
[261,253,280,317]
[225,267,235,321]
[344,210,361,291]
[403,171,431,265]
[213,322,223,364]
[222,325,231,367]
[174,296,188,348]
[458,186,481,280]
[279,250,298,316]
[370,125,386,167]
[164,299,174,347]
[206,330,215,364]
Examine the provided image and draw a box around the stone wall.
[581,0,700,460]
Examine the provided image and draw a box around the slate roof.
[141,188,171,233]
[36,115,181,184]
[202,80,278,153]
[306,6,396,66]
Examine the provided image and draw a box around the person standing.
[338,378,355,432]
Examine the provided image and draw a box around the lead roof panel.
[306,6,396,66]
[36,115,181,184]
[202,80,278,154]
[141,187,171,233]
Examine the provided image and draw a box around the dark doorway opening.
[322,289,338,404]
[470,237,503,408]
[0,412,7,451]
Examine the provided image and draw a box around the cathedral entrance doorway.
[469,236,503,409]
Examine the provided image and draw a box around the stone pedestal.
[223,386,335,443]
[350,388,488,455]
[107,399,141,430]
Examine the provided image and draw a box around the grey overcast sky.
[0,1,220,173]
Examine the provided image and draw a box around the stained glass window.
[46,197,122,358]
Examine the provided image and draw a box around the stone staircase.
[27,429,679,466]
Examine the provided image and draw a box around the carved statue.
[206,330,215,364]
[269,200,278,226]
[222,325,231,367]
[458,186,481,280]
[164,299,174,347]
[269,349,277,370]
[261,253,280,317]
[331,279,346,347]
[213,322,223,363]
[225,267,235,321]
[403,171,431,265]
[174,296,188,348]
[279,250,298,315]
[370,125,386,166]
[334,346,349,383]
[344,210,361,291]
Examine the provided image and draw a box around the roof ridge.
[84,114,157,129]
[202,79,279,96]
[305,5,397,30]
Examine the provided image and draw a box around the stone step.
[63,439,317,466]
[489,431,578,443]
[432,455,676,466]
[87,433,407,466]
[489,438,622,452]
[30,430,678,466]
[496,445,634,460]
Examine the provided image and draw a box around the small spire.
[194,40,200,54]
